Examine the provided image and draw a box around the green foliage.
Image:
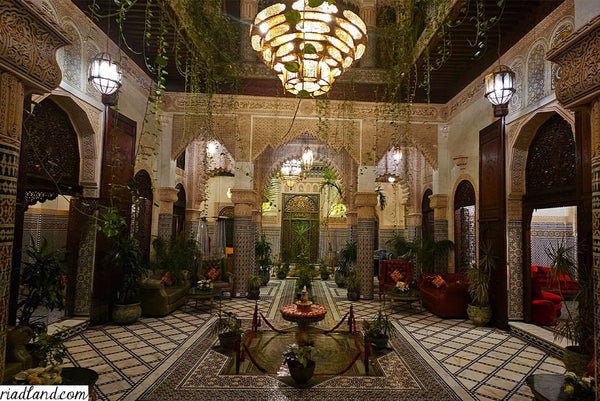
[283,344,314,368]
[363,310,391,339]
[466,241,494,307]
[30,330,67,368]
[255,234,273,274]
[216,311,242,337]
[318,261,330,279]
[18,238,68,328]
[151,234,199,284]
[248,274,262,290]
[546,243,595,348]
[109,233,147,304]
[387,234,453,273]
[346,271,360,293]
[96,206,126,239]
[276,263,290,279]
[295,263,314,291]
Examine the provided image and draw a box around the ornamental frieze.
[547,13,600,108]
[0,0,69,92]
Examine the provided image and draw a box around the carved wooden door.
[281,194,320,263]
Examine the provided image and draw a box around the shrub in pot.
[151,234,198,285]
[283,344,315,384]
[247,275,261,300]
[346,271,360,301]
[276,263,290,279]
[466,242,494,326]
[363,310,391,349]
[318,261,330,280]
[216,311,242,352]
[546,243,594,375]
[256,234,273,286]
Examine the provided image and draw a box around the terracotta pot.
[288,360,315,384]
[563,345,592,376]
[467,304,492,326]
[112,302,141,325]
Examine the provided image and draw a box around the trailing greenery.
[18,238,68,329]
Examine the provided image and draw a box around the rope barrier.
[259,311,287,333]
[242,344,270,373]
[323,311,350,334]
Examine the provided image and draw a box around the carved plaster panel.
[57,21,81,89]
[526,41,548,105]
[0,0,70,92]
[375,121,437,169]
[550,18,574,91]
[509,58,524,111]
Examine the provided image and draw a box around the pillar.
[547,14,600,395]
[355,192,377,299]
[157,187,179,238]
[405,213,421,241]
[429,194,450,273]
[231,188,257,296]
[185,208,203,240]
[0,0,69,381]
[359,0,376,68]
[240,0,259,62]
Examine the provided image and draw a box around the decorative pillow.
[389,269,404,283]
[431,275,446,289]
[206,267,220,281]
[161,272,172,286]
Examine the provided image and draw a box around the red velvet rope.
[259,311,287,333]
[323,311,350,334]
[242,344,270,373]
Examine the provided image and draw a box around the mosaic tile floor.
[62,279,565,400]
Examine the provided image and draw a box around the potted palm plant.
[216,311,242,352]
[109,233,147,324]
[363,310,391,349]
[255,234,273,286]
[335,240,356,287]
[466,242,494,326]
[283,344,315,384]
[546,243,594,375]
[247,275,262,300]
[346,271,360,301]
[387,234,454,274]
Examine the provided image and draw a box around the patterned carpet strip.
[62,278,565,401]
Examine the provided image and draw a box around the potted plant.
[109,233,147,324]
[363,310,391,349]
[466,242,494,326]
[318,259,330,280]
[546,243,594,375]
[283,344,315,384]
[18,238,68,329]
[151,234,198,285]
[295,261,314,300]
[346,271,360,301]
[247,275,262,300]
[387,234,454,274]
[276,262,290,279]
[335,240,356,287]
[256,234,273,286]
[216,311,242,352]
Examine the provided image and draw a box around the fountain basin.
[280,304,326,323]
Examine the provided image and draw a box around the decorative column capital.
[230,188,258,217]
[0,0,70,93]
[429,194,449,220]
[406,213,422,227]
[355,191,378,219]
[157,187,179,213]
[185,209,203,222]
[547,14,600,109]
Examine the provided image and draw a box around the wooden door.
[479,119,508,328]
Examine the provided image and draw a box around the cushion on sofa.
[431,275,446,288]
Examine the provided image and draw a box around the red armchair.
[378,259,413,299]
[531,274,563,326]
[418,273,470,318]
[531,265,579,295]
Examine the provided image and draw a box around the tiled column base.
[508,219,524,320]
[234,216,254,296]
[158,214,173,238]
[357,218,375,299]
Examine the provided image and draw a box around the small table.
[61,367,99,401]
[386,289,421,308]
[188,288,217,313]
[525,374,570,401]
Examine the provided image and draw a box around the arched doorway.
[422,189,433,242]
[523,113,579,323]
[454,180,476,275]
[173,184,186,238]
[10,98,82,325]
[132,170,153,262]
[281,194,320,263]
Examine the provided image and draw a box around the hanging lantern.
[484,65,515,117]
[392,147,402,164]
[250,0,367,97]
[277,159,305,189]
[302,146,314,171]
[207,141,218,158]
[88,52,122,96]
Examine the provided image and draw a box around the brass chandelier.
[250,0,368,97]
[277,159,306,188]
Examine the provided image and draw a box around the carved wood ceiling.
[72,0,564,103]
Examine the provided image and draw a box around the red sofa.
[418,273,470,318]
[531,265,579,295]
[531,272,563,326]
[378,259,413,299]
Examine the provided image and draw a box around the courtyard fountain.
[280,286,327,345]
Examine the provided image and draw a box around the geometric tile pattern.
[507,219,524,320]
[356,218,374,299]
[63,277,566,401]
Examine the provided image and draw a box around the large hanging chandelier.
[250,0,368,97]
[277,159,306,189]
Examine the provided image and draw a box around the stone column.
[185,209,203,240]
[157,187,179,238]
[231,188,257,296]
[240,0,258,62]
[355,192,377,299]
[429,194,450,272]
[405,213,422,241]
[0,0,69,381]
[359,0,376,68]
[547,14,600,395]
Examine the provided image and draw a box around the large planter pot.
[334,271,347,288]
[467,304,492,326]
[366,335,389,349]
[219,332,238,352]
[288,360,315,384]
[320,273,330,281]
[113,302,142,325]
[563,345,592,376]
[347,290,359,301]
[247,288,260,300]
